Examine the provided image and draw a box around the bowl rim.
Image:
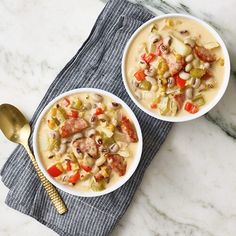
[122,13,231,122]
[33,88,143,197]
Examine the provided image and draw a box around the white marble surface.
[0,0,236,235]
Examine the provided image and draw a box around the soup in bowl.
[122,14,230,122]
[33,88,142,197]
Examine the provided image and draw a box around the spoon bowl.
[0,104,30,144]
[0,103,67,214]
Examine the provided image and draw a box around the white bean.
[118,150,130,158]
[179,71,190,80]
[185,87,193,99]
[185,54,194,63]
[49,131,60,139]
[57,144,67,155]
[144,66,156,77]
[149,34,161,44]
[85,128,96,138]
[163,71,171,79]
[160,44,169,54]
[203,62,210,69]
[163,36,172,46]
[95,155,106,167]
[111,117,118,126]
[145,76,157,85]
[192,78,201,88]
[72,133,83,143]
[109,143,119,153]
[84,102,92,110]
[72,146,83,159]
[109,102,121,110]
[97,114,108,121]
[91,166,100,174]
[61,138,69,144]
[135,91,142,100]
[63,153,76,162]
[184,38,195,47]
[167,77,175,88]
[185,63,192,72]
[92,94,103,102]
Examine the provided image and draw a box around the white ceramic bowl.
[122,14,230,122]
[33,88,143,197]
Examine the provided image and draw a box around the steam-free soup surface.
[37,92,139,192]
[125,17,224,116]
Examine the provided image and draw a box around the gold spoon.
[0,103,67,215]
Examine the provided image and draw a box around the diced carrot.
[134,69,145,82]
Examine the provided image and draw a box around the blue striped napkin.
[0,0,172,235]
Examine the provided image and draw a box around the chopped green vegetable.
[193,95,205,106]
[47,137,60,151]
[52,117,60,126]
[190,68,205,78]
[150,43,157,53]
[91,180,106,191]
[171,36,191,56]
[57,107,67,122]
[170,100,178,115]
[71,98,82,110]
[114,132,127,142]
[139,80,152,91]
[102,133,114,146]
[48,119,57,130]
[97,126,114,138]
[80,173,91,181]
[151,24,158,33]
[50,107,57,117]
[158,96,169,115]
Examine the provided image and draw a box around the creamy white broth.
[37,92,138,192]
[125,17,225,116]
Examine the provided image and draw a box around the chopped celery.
[97,126,114,138]
[157,60,168,75]
[57,107,67,122]
[52,117,60,126]
[100,166,110,178]
[170,100,178,115]
[114,132,127,142]
[71,98,82,110]
[71,163,80,171]
[171,36,191,56]
[106,124,115,132]
[48,119,57,130]
[144,44,148,54]
[166,18,174,27]
[139,80,152,91]
[206,78,216,88]
[80,172,91,181]
[158,96,169,115]
[193,95,205,106]
[47,137,60,151]
[102,133,114,146]
[150,24,158,33]
[91,180,106,191]
[218,58,224,66]
[118,150,130,158]
[190,68,205,78]
[149,43,157,53]
[50,107,57,117]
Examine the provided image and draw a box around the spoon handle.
[24,144,68,215]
